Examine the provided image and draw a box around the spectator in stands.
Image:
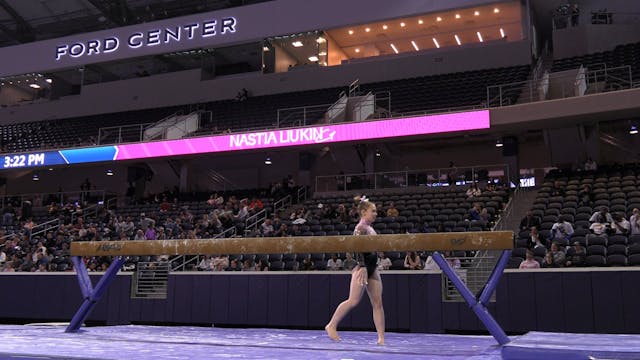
[376,252,392,271]
[144,224,157,240]
[236,199,249,221]
[0,247,6,268]
[584,157,597,171]
[528,226,547,249]
[404,251,422,270]
[550,181,565,197]
[342,253,357,271]
[542,252,558,268]
[519,249,541,269]
[261,219,274,236]
[423,254,439,270]
[212,255,229,271]
[469,203,482,221]
[611,213,630,235]
[327,254,343,270]
[550,242,566,267]
[226,259,240,271]
[590,208,613,224]
[443,251,461,269]
[520,211,541,231]
[565,242,586,267]
[466,183,481,199]
[134,229,145,240]
[570,3,580,26]
[249,197,264,211]
[198,256,213,271]
[274,224,289,237]
[588,220,608,241]
[334,204,350,224]
[300,257,314,271]
[139,213,156,231]
[480,208,490,223]
[386,202,399,218]
[241,259,255,271]
[578,184,593,206]
[159,198,171,213]
[631,208,640,235]
[2,203,15,225]
[551,218,574,242]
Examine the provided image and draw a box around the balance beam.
[70,231,513,256]
[66,230,514,342]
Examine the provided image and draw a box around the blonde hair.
[353,195,374,215]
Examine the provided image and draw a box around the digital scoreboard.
[0,110,490,171]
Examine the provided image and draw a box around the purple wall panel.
[621,272,640,333]
[591,272,625,333]
[504,273,537,332]
[307,274,331,328]
[266,276,288,327]
[227,276,250,325]
[561,272,594,333]
[286,275,309,327]
[209,276,230,325]
[534,272,566,332]
[246,275,269,326]
[408,274,429,332]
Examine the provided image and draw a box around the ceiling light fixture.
[500,28,506,38]
[264,157,272,165]
[29,84,40,89]
[630,125,639,135]
[262,46,269,51]
[494,8,500,13]
[455,14,461,19]
[308,56,319,62]
[418,19,424,24]
[45,78,52,83]
[436,16,442,22]
[390,43,399,54]
[348,30,354,35]
[411,41,419,51]
[474,11,480,16]
[318,51,327,56]
[432,38,440,48]
[365,27,370,32]
[495,139,503,147]
[455,35,462,45]
[106,169,114,176]
[355,48,360,53]
[292,41,303,47]
[316,37,326,43]
[382,24,388,30]
[400,22,406,27]
[477,31,484,42]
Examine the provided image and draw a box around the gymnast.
[325,195,385,345]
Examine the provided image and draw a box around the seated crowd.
[0,181,506,273]
[512,163,640,268]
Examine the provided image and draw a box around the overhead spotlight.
[316,37,326,43]
[32,173,40,181]
[382,24,388,30]
[418,19,424,24]
[500,28,506,38]
[436,17,442,22]
[432,38,440,48]
[495,139,503,147]
[455,14,461,19]
[29,84,41,89]
[375,149,381,157]
[477,31,484,42]
[494,8,500,13]
[264,157,272,165]
[292,41,303,47]
[48,168,53,171]
[411,40,419,51]
[348,29,354,35]
[45,78,52,84]
[390,43,399,54]
[365,27,371,32]
[630,125,639,135]
[318,51,327,56]
[308,55,319,62]
[400,22,406,27]
[355,48,360,53]
[106,169,114,176]
[262,46,270,51]
[474,11,480,16]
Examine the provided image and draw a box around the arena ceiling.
[0,0,272,48]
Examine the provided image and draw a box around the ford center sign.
[55,17,236,61]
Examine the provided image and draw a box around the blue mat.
[0,324,503,360]
[502,331,640,360]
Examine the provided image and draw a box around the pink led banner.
[115,110,489,160]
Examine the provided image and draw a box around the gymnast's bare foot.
[377,337,385,345]
[325,324,340,341]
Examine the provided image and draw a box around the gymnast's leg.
[366,270,385,345]
[325,266,368,341]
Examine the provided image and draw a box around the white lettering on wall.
[55,17,238,61]
[229,128,337,148]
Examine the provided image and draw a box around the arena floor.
[0,324,503,359]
